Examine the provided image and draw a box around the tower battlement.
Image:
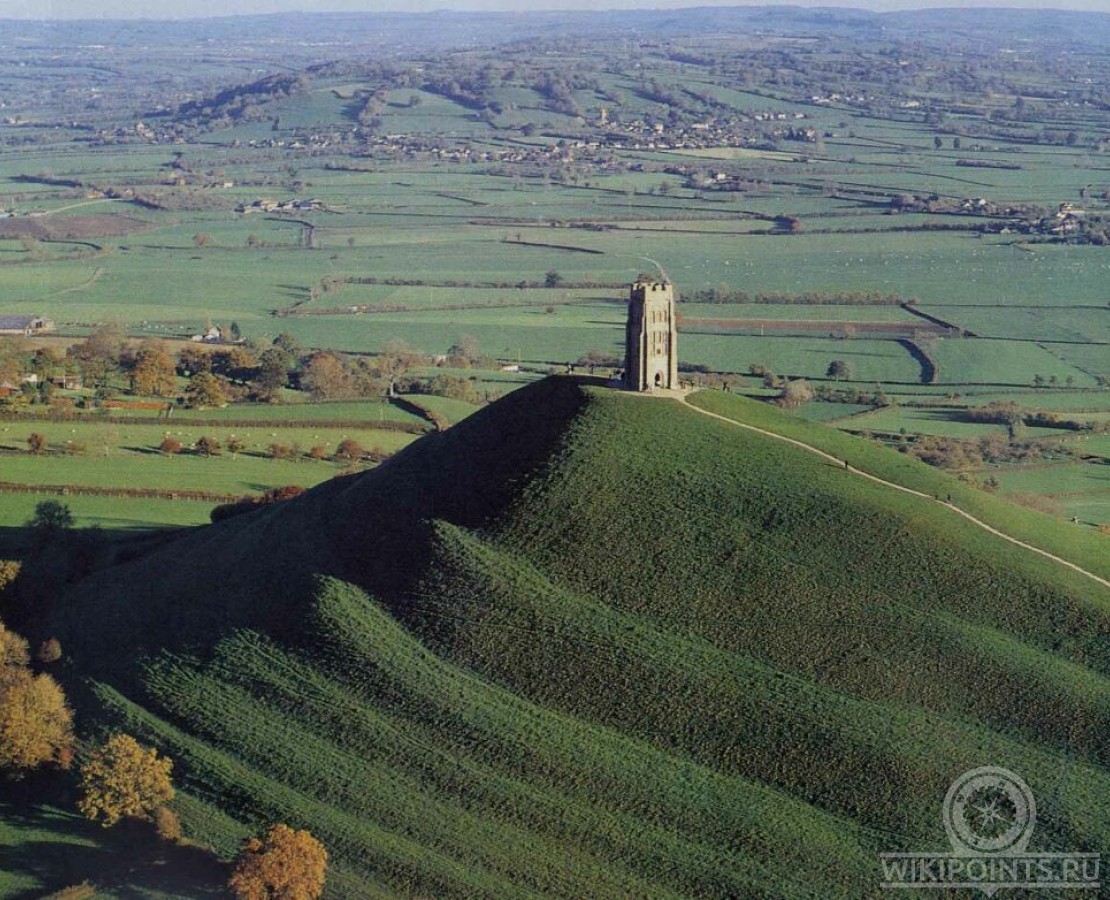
[629,278,674,303]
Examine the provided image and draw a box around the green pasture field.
[923,306,1110,343]
[936,389,1110,411]
[409,367,543,400]
[185,399,422,423]
[405,394,487,423]
[681,333,922,382]
[6,199,1105,338]
[1044,490,1110,524]
[1060,433,1110,456]
[842,405,1070,439]
[844,406,1009,438]
[677,302,920,322]
[127,399,427,425]
[266,302,628,360]
[0,147,172,183]
[0,420,416,458]
[1037,342,1110,378]
[606,220,775,237]
[0,452,351,495]
[930,338,1097,386]
[987,461,1110,521]
[2,194,1107,363]
[300,283,609,311]
[793,401,875,422]
[0,491,215,531]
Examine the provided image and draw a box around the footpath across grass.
[688,389,1110,587]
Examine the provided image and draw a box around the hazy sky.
[6,0,1110,19]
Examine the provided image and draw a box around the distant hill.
[37,377,1110,896]
[10,7,1110,56]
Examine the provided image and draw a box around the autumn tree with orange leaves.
[77,734,174,826]
[0,618,73,774]
[228,823,328,900]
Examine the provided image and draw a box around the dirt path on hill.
[32,198,123,217]
[678,394,1110,592]
[36,266,104,300]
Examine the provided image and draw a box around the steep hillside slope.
[41,378,1110,897]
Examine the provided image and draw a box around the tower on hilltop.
[624,276,678,391]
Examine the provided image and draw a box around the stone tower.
[625,275,678,391]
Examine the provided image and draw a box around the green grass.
[156,400,422,424]
[930,338,1097,386]
[971,457,1110,523]
[0,453,347,495]
[843,405,1012,438]
[404,393,483,424]
[681,334,921,382]
[792,401,875,422]
[0,802,228,898]
[24,377,1110,897]
[689,389,1110,580]
[937,390,1110,411]
[679,302,920,322]
[0,420,416,459]
[0,491,215,530]
[924,306,1110,343]
[0,414,423,528]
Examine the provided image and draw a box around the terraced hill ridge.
[37,377,1110,897]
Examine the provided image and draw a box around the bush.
[40,884,97,900]
[269,442,295,461]
[194,436,221,457]
[210,485,307,524]
[37,638,62,664]
[335,438,365,463]
[159,436,183,455]
[777,379,814,408]
[0,560,20,595]
[153,805,183,843]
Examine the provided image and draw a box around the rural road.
[679,393,1110,592]
[32,198,123,217]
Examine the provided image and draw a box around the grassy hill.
[12,377,1110,897]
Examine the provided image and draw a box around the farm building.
[49,373,82,389]
[0,315,54,335]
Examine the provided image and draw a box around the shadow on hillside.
[0,525,30,559]
[0,802,230,898]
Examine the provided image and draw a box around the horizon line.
[7,2,1110,23]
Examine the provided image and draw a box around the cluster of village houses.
[235,198,324,214]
